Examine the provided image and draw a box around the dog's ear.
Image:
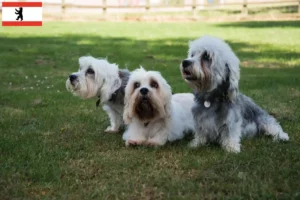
[110,77,122,94]
[98,76,121,103]
[100,71,122,103]
[226,63,239,102]
[199,51,213,90]
[161,83,173,119]
[163,99,172,119]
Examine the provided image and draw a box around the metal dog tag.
[204,101,211,108]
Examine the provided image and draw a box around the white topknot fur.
[122,67,195,146]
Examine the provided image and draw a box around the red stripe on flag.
[2,2,42,7]
[2,21,42,26]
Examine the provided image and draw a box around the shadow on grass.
[247,5,298,15]
[196,5,298,16]
[217,20,300,28]
[0,33,299,67]
[1,33,299,94]
[0,33,299,95]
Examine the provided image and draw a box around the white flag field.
[2,1,43,26]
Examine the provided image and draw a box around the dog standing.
[122,67,195,146]
[66,56,130,133]
[180,35,289,153]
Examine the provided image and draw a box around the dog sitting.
[180,35,289,153]
[122,67,195,146]
[66,56,130,133]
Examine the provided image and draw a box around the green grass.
[0,21,300,199]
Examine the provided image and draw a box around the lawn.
[0,21,300,199]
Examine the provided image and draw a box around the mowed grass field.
[1,21,300,199]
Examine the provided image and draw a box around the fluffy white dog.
[66,56,130,133]
[180,35,289,153]
[122,67,195,146]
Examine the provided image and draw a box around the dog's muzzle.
[181,60,196,81]
[135,93,156,121]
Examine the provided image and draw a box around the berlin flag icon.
[2,1,43,26]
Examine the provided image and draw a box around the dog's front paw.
[188,139,200,148]
[188,136,206,148]
[144,139,165,147]
[104,126,119,133]
[125,140,145,147]
[222,142,241,153]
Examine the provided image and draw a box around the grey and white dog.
[180,35,289,153]
[66,56,130,133]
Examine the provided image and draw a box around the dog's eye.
[150,81,158,89]
[202,52,210,61]
[86,68,94,75]
[191,53,194,57]
[134,82,140,89]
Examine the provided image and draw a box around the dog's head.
[123,67,172,124]
[65,56,121,103]
[180,35,240,101]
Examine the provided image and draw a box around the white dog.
[122,67,195,146]
[180,35,289,153]
[66,56,130,133]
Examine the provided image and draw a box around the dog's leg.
[146,129,169,146]
[188,128,207,148]
[123,122,147,146]
[113,113,123,131]
[259,115,289,141]
[126,140,144,146]
[219,123,241,153]
[102,105,120,133]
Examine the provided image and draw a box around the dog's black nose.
[140,88,149,95]
[69,74,77,82]
[182,60,192,68]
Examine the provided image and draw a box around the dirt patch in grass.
[2,106,25,117]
